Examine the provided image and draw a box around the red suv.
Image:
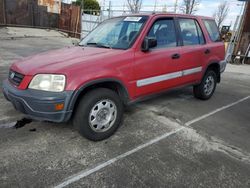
[3,14,226,141]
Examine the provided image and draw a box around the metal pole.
[101,0,106,22]
[225,16,240,62]
[174,0,178,13]
[80,0,84,39]
[225,1,247,62]
[108,1,111,19]
[154,0,157,12]
[81,0,84,11]
[235,2,246,44]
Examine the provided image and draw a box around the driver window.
[147,19,177,49]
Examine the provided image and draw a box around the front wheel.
[193,70,217,100]
[73,88,123,141]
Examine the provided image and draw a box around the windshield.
[80,16,148,50]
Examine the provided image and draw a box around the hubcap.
[89,99,117,132]
[204,75,215,96]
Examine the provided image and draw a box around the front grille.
[9,70,24,86]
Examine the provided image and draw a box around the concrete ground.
[0,27,250,188]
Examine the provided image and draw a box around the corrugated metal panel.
[38,0,61,14]
[238,2,250,63]
[0,0,80,38]
[234,2,250,57]
[0,0,4,24]
[0,0,59,28]
[59,3,81,38]
[243,2,250,33]
[238,2,250,55]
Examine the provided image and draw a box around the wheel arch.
[203,61,221,83]
[68,78,130,117]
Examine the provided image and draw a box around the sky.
[98,0,246,28]
[64,0,246,28]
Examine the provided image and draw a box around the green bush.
[73,0,100,15]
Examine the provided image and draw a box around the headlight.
[29,74,66,92]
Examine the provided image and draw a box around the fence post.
[31,2,34,26]
[81,0,84,38]
[3,0,6,24]
[108,1,111,19]
[75,6,80,38]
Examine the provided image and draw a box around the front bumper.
[219,59,227,73]
[2,79,74,122]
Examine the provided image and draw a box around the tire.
[193,70,217,100]
[73,88,123,141]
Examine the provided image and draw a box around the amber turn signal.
[55,103,64,111]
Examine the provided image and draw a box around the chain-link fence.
[81,5,174,38]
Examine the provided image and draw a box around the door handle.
[205,49,210,54]
[172,53,180,59]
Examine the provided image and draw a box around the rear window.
[203,20,221,42]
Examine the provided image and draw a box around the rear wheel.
[73,88,123,141]
[193,70,217,100]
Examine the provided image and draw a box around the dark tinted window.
[147,19,177,49]
[203,20,221,42]
[179,18,204,46]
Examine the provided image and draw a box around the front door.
[134,18,182,97]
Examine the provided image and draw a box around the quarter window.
[203,20,221,42]
[147,19,177,49]
[179,18,204,46]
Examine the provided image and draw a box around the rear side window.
[203,20,221,42]
[179,18,205,46]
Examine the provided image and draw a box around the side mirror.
[141,37,157,52]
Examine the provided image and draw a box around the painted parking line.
[54,127,184,188]
[54,95,249,188]
[185,96,250,126]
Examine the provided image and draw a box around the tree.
[73,0,100,15]
[127,0,142,13]
[181,0,200,15]
[213,1,229,29]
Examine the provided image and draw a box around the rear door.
[203,19,225,63]
[134,17,183,97]
[176,18,208,84]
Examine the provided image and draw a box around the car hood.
[11,46,124,75]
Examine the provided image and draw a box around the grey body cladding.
[137,66,202,87]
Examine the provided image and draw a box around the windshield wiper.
[86,42,112,49]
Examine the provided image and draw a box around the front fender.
[67,77,131,112]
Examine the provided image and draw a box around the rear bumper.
[2,79,74,122]
[219,59,227,73]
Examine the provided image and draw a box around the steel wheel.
[193,70,217,100]
[203,75,215,96]
[89,99,117,132]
